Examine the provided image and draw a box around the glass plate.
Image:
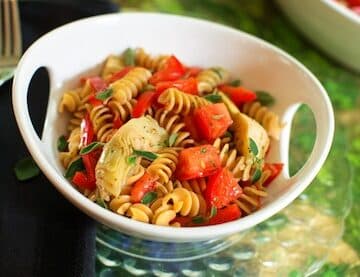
[96,106,352,276]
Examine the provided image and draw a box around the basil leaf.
[168,133,179,147]
[224,131,232,138]
[96,88,112,101]
[133,149,158,161]
[229,79,242,86]
[204,94,222,103]
[252,168,262,184]
[127,155,137,165]
[249,138,259,156]
[96,197,108,209]
[123,48,135,66]
[65,157,84,179]
[57,135,68,152]
[192,216,206,224]
[141,191,157,205]
[209,206,217,218]
[80,141,104,155]
[255,90,275,106]
[141,84,155,92]
[14,157,40,181]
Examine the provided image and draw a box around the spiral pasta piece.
[213,138,253,181]
[197,67,229,95]
[120,165,145,195]
[101,55,124,81]
[154,109,196,147]
[106,98,135,122]
[147,148,179,185]
[173,178,206,195]
[241,101,282,140]
[59,127,81,168]
[110,195,153,223]
[235,169,271,214]
[89,105,115,142]
[152,204,177,226]
[111,67,152,105]
[162,188,201,217]
[157,88,210,115]
[58,89,82,113]
[135,48,169,72]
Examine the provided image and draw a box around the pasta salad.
[57,48,284,227]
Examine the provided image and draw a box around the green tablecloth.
[99,0,360,275]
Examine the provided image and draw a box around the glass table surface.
[96,1,360,276]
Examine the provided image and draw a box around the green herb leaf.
[65,157,84,179]
[204,94,222,103]
[96,197,108,209]
[123,48,135,66]
[96,88,112,101]
[14,157,40,181]
[141,84,155,92]
[224,131,232,138]
[211,67,222,78]
[249,138,259,156]
[229,79,242,86]
[80,141,104,155]
[209,206,217,218]
[252,168,262,184]
[200,147,207,153]
[57,135,68,152]
[168,133,179,147]
[255,91,275,106]
[133,149,158,161]
[141,191,157,205]
[192,216,206,224]
[127,155,137,165]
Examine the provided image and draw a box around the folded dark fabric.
[0,1,118,276]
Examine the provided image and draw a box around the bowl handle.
[12,59,47,156]
[284,92,334,186]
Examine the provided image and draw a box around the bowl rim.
[322,0,360,24]
[12,12,334,242]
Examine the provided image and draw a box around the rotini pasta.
[197,67,229,95]
[135,48,169,72]
[58,48,283,227]
[157,88,210,115]
[241,101,282,140]
[111,67,152,105]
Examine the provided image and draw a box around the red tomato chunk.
[194,103,233,142]
[263,163,283,187]
[207,204,242,225]
[130,172,157,203]
[204,168,242,209]
[149,55,186,85]
[132,91,157,118]
[218,85,257,106]
[176,145,221,180]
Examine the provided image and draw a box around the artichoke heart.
[96,116,168,198]
[219,91,269,159]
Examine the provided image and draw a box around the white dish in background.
[12,13,334,242]
[276,0,360,73]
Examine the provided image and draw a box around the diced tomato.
[130,172,157,203]
[149,56,186,85]
[80,113,94,147]
[263,163,283,187]
[82,149,101,182]
[346,0,360,7]
[183,114,201,141]
[113,117,123,129]
[194,103,233,142]
[183,67,202,78]
[85,76,107,92]
[204,168,243,209]
[72,171,96,190]
[218,85,257,106]
[132,91,157,118]
[107,66,135,83]
[176,145,221,180]
[207,204,242,225]
[155,77,198,95]
[87,94,103,107]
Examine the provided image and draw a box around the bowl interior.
[13,13,333,242]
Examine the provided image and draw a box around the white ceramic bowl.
[12,13,334,242]
[277,0,360,73]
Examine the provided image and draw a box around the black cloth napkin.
[0,1,118,276]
